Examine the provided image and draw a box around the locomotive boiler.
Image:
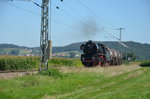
[80,40,122,67]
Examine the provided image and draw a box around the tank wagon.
[80,40,122,67]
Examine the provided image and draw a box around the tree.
[69,52,76,58]
[10,49,20,55]
[126,52,136,61]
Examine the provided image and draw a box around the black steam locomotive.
[80,40,122,67]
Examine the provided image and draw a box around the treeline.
[52,41,150,60]
[0,44,26,49]
[1,41,150,60]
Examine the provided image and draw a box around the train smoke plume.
[79,19,98,38]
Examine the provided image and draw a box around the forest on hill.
[53,41,150,60]
[0,41,150,60]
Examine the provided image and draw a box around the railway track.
[0,69,38,73]
[0,69,38,79]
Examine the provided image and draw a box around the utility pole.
[5,0,50,71]
[40,0,64,70]
[40,0,49,71]
[4,0,63,71]
[117,28,125,41]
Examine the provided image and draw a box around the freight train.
[80,40,122,67]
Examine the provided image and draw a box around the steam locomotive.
[80,40,122,67]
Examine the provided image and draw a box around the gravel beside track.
[0,70,38,79]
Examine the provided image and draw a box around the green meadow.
[0,56,150,99]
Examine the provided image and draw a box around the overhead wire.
[32,1,42,8]
[103,30,128,47]
[59,1,116,38]
[77,0,120,38]
[1,0,116,32]
[1,1,77,26]
[1,0,126,45]
[62,1,88,24]
[54,1,100,28]
[0,0,41,16]
[51,18,84,32]
[104,30,120,40]
[52,3,99,31]
[2,0,117,35]
[52,4,78,21]
[78,0,116,29]
[77,0,128,47]
[0,0,74,29]
[52,2,86,24]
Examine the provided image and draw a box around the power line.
[0,0,80,30]
[1,0,32,1]
[53,1,102,31]
[0,1,41,16]
[104,30,120,40]
[0,1,69,26]
[32,1,42,8]
[54,5,98,31]
[54,3,118,42]
[2,0,127,48]
[59,1,120,39]
[62,1,88,23]
[52,3,85,23]
[77,0,128,47]
[51,18,83,32]
[78,0,116,28]
[103,29,128,47]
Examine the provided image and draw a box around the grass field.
[0,62,150,99]
[0,56,83,71]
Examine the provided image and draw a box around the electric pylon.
[117,28,125,41]
[40,0,49,70]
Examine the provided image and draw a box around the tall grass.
[38,68,64,78]
[0,56,83,71]
[48,58,83,67]
[0,66,149,99]
[0,56,39,70]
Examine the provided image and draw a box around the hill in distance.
[0,41,150,60]
[52,41,150,60]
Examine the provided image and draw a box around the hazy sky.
[0,0,150,47]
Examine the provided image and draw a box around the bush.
[38,68,63,78]
[139,60,150,67]
[0,56,39,70]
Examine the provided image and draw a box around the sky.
[0,0,150,47]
